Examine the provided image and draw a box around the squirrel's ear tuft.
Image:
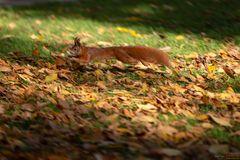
[74,37,81,47]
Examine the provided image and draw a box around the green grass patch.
[206,127,230,142]
[1,0,239,59]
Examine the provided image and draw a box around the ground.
[0,0,240,160]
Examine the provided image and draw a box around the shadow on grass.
[1,0,240,41]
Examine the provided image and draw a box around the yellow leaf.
[207,65,216,73]
[116,127,133,135]
[30,34,44,41]
[97,27,105,34]
[226,87,235,93]
[196,114,209,121]
[35,19,42,25]
[141,82,149,92]
[175,35,186,40]
[116,27,142,37]
[8,22,16,29]
[201,122,214,129]
[184,52,199,59]
[94,69,104,80]
[44,73,58,83]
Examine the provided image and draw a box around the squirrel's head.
[67,37,84,57]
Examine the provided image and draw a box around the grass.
[0,0,239,58]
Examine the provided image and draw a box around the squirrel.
[67,37,172,67]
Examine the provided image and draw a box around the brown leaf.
[0,104,5,114]
[0,66,11,72]
[208,113,232,127]
[32,48,39,56]
[56,94,69,109]
[231,130,240,136]
[208,144,229,155]
[47,155,69,160]
[96,81,107,90]
[149,148,182,157]
[222,66,235,78]
[132,115,156,123]
[157,124,178,137]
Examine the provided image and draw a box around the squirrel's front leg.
[70,57,89,65]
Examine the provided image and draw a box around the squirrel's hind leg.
[115,51,138,64]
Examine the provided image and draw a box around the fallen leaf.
[97,27,105,34]
[175,35,186,40]
[208,113,232,127]
[201,122,214,129]
[96,41,113,47]
[116,27,142,37]
[47,155,69,160]
[231,130,240,136]
[0,66,11,72]
[112,61,125,70]
[150,148,182,157]
[207,65,216,73]
[44,73,58,83]
[35,19,42,25]
[184,52,199,59]
[8,22,16,29]
[196,114,209,121]
[96,81,107,90]
[125,16,143,22]
[94,69,104,80]
[222,66,235,78]
[132,115,156,123]
[208,144,229,155]
[136,103,157,111]
[30,34,44,41]
[0,104,5,114]
[32,48,39,56]
[162,4,175,12]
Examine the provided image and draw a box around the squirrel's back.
[112,46,171,67]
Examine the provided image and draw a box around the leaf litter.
[0,44,239,159]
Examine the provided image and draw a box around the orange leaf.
[0,66,11,72]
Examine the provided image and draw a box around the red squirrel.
[67,37,171,67]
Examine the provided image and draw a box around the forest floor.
[0,0,240,159]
